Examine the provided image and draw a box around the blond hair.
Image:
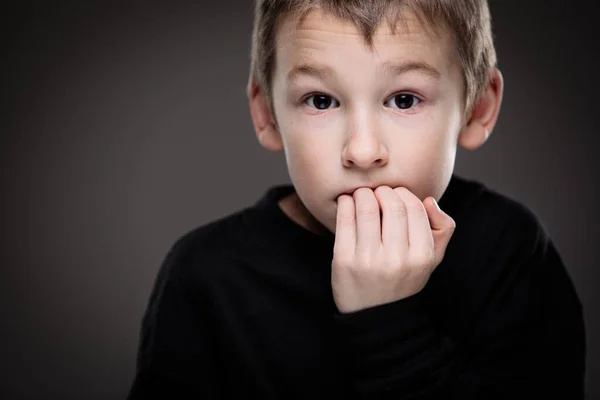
[249,0,497,119]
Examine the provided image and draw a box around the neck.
[278,192,329,236]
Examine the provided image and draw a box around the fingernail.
[432,198,441,211]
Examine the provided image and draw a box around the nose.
[341,127,388,170]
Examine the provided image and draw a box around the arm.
[127,239,224,399]
[332,221,586,399]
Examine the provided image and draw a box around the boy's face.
[266,9,466,235]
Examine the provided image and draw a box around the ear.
[247,78,284,152]
[458,67,504,150]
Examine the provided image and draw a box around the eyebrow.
[287,64,332,84]
[286,60,441,83]
[381,60,441,79]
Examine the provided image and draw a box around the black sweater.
[127,174,586,399]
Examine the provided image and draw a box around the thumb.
[424,197,456,264]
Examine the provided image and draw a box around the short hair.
[248,0,497,120]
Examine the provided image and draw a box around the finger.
[374,186,408,255]
[393,187,434,266]
[353,188,381,256]
[334,194,356,263]
[425,197,454,231]
[423,197,456,265]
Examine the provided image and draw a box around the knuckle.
[389,198,407,214]
[403,194,424,211]
[414,205,428,221]
[337,213,355,227]
[447,218,457,230]
[356,204,379,216]
[354,189,379,215]
[378,267,396,281]
[386,253,404,268]
[356,254,373,270]
[413,249,435,267]
[427,248,436,265]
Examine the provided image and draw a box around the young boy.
[127,0,586,398]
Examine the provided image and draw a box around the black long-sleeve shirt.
[127,174,586,399]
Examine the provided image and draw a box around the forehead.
[274,8,459,80]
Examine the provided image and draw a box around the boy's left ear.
[458,67,504,150]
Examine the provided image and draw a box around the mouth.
[336,185,387,199]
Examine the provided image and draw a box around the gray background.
[1,0,598,399]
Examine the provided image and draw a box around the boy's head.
[247,0,504,235]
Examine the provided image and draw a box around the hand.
[332,186,456,314]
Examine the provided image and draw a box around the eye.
[385,93,421,110]
[304,94,340,110]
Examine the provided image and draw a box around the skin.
[248,8,503,312]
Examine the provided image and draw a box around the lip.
[336,185,386,199]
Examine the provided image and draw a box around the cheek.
[287,140,334,182]
[390,118,456,192]
[287,109,337,139]
[414,107,460,152]
[392,116,454,159]
[411,128,455,173]
[281,114,340,169]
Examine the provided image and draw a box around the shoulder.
[155,208,250,288]
[448,178,583,321]
[447,175,551,266]
[452,174,548,241]
[436,177,572,318]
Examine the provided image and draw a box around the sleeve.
[331,212,586,400]
[126,237,224,399]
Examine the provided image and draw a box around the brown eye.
[305,94,339,110]
[386,94,421,110]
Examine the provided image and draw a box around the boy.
[127,0,586,398]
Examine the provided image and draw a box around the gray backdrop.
[1,0,598,399]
